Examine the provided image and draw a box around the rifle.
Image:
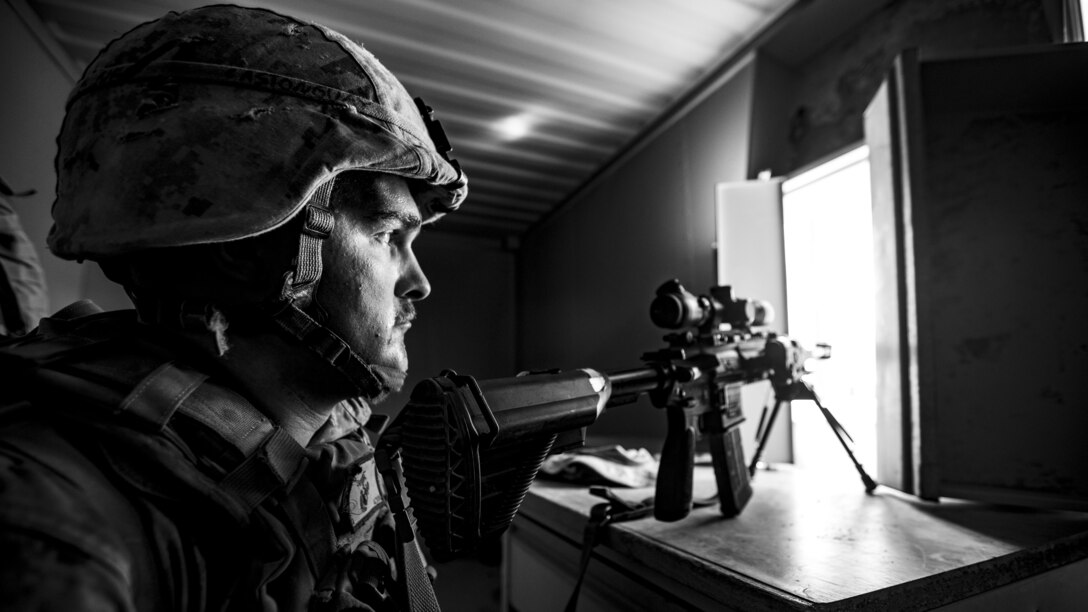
[379,279,870,561]
[603,278,835,521]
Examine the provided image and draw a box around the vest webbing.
[122,361,308,511]
[110,360,335,578]
[1,310,335,579]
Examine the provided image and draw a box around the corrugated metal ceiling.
[22,0,795,241]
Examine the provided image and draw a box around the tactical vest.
[0,301,409,611]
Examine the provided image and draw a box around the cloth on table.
[540,445,657,488]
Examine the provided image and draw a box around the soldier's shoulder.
[0,301,147,376]
[0,302,189,414]
[0,414,140,582]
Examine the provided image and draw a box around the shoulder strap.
[118,360,306,507]
[375,447,441,612]
[118,360,333,577]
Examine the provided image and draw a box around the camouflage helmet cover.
[49,4,467,260]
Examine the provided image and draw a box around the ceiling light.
[495,114,533,141]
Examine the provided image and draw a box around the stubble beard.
[377,301,416,378]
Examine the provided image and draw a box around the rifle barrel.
[606,366,667,404]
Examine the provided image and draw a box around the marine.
[0,5,467,611]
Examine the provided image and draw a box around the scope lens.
[750,300,775,326]
[650,294,685,329]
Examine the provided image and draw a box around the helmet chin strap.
[264,300,392,399]
[265,177,397,400]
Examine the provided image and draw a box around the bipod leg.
[748,399,786,477]
[801,382,878,492]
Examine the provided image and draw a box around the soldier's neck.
[168,325,354,447]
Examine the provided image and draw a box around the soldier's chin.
[370,364,408,400]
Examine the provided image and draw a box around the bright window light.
[781,145,878,477]
[1082,0,1088,38]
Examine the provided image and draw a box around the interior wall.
[517,58,757,444]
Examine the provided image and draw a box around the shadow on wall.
[775,0,1056,174]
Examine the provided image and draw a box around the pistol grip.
[654,407,695,522]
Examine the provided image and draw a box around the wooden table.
[504,464,1088,611]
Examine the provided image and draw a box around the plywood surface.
[520,465,1088,610]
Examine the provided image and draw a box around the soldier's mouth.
[395,305,416,327]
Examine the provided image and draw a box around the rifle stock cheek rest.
[379,368,609,561]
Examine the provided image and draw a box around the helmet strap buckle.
[281,180,336,308]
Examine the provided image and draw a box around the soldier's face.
[316,173,430,380]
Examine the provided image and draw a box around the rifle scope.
[649,279,773,330]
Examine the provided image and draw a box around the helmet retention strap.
[283,179,336,307]
[267,177,389,399]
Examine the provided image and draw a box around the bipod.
[748,380,877,493]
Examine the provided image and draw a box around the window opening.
[781,145,878,476]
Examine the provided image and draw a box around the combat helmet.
[48,4,467,398]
